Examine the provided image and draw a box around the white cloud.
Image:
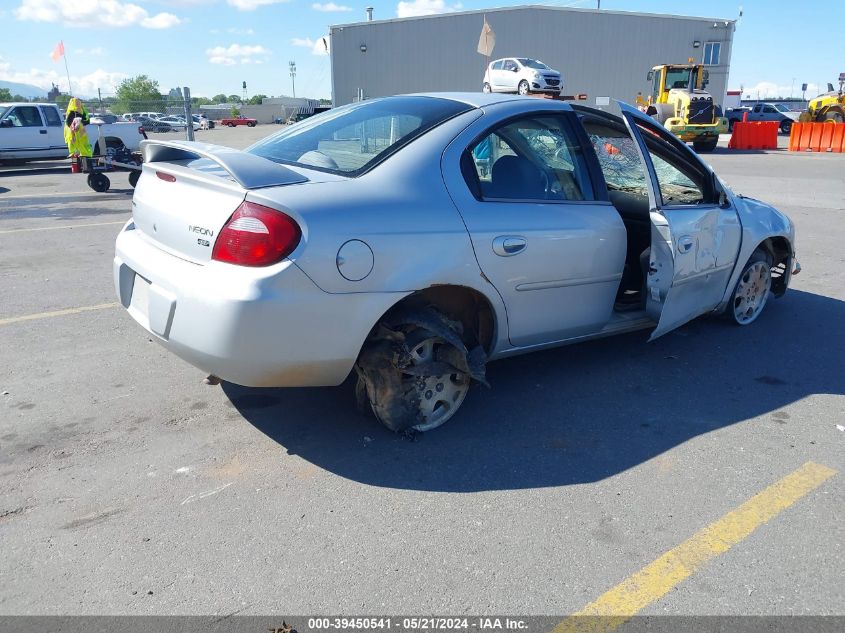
[396,0,461,18]
[312,2,351,11]
[741,81,820,100]
[228,27,255,34]
[226,0,288,10]
[141,12,182,28]
[206,43,271,66]
[15,0,183,28]
[291,36,329,56]
[0,55,127,96]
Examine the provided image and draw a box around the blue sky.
[0,0,842,100]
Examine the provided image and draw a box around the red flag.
[51,41,65,62]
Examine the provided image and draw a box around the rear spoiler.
[140,139,308,190]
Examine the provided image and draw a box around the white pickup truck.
[0,102,145,162]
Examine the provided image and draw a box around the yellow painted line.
[554,461,837,633]
[0,220,127,234]
[0,303,119,326]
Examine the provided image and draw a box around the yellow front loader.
[799,78,845,124]
[636,63,729,152]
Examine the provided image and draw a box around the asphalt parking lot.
[1,124,843,620]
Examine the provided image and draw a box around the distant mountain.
[0,80,48,99]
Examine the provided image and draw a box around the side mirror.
[0,120,11,128]
[647,71,654,82]
[512,67,519,72]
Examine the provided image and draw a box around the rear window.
[247,96,474,176]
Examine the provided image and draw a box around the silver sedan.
[114,93,799,433]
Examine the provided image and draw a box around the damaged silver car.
[114,94,798,433]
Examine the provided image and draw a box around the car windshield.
[775,104,791,112]
[517,58,550,70]
[664,67,693,90]
[248,96,473,176]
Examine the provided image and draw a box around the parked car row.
[725,103,800,133]
[124,112,215,133]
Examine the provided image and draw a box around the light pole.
[289,61,296,99]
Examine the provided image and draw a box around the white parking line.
[0,220,127,234]
[0,303,119,327]
[0,191,131,202]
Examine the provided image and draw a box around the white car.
[483,58,562,96]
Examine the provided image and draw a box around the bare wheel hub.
[733,261,771,324]
[407,337,469,432]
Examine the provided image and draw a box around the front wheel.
[823,110,844,124]
[482,83,492,93]
[228,123,236,127]
[517,80,530,96]
[692,138,719,153]
[128,170,140,188]
[780,119,793,134]
[726,249,773,325]
[247,122,256,127]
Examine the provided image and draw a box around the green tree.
[247,94,267,105]
[211,93,227,104]
[227,94,240,104]
[114,75,164,114]
[55,94,71,109]
[0,88,12,101]
[12,94,28,102]
[192,96,213,106]
[230,106,240,117]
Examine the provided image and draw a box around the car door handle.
[677,235,695,254]
[493,236,527,257]
[39,129,47,134]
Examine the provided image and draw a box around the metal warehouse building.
[330,5,735,108]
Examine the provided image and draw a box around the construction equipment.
[635,63,728,152]
[799,75,845,124]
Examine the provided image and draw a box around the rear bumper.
[114,224,406,387]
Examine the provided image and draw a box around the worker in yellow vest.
[64,97,93,158]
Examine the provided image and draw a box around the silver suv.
[483,58,562,96]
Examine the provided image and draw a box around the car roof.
[1,102,57,107]
[403,92,572,109]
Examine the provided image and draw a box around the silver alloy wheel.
[518,80,529,95]
[406,336,470,432]
[732,261,771,324]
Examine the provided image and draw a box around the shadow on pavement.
[224,289,844,492]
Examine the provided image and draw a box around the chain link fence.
[53,88,324,141]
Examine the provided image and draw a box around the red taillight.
[212,201,301,267]
[156,171,176,182]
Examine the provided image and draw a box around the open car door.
[617,102,741,339]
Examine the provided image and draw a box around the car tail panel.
[131,161,248,263]
[132,140,310,264]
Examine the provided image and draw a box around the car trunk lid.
[131,140,309,264]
